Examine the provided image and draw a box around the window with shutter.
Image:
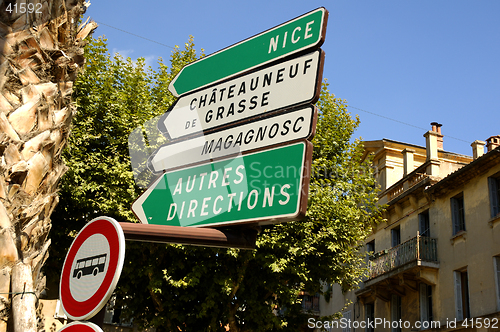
[454,269,470,321]
[420,283,433,328]
[489,177,500,218]
[365,303,374,332]
[419,210,430,237]
[494,257,500,311]
[391,295,402,332]
[391,227,401,247]
[451,193,465,235]
[454,271,463,321]
[342,311,351,332]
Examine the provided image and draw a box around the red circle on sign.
[60,217,125,321]
[58,321,103,332]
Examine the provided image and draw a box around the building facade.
[317,125,500,332]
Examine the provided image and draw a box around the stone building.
[318,125,500,332]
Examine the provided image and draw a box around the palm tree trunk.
[0,1,96,331]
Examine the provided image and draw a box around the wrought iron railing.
[366,234,438,280]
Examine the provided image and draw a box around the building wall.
[431,165,500,323]
[321,135,500,332]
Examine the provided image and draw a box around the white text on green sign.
[132,142,311,228]
[168,7,328,97]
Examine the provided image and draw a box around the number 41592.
[6,2,42,14]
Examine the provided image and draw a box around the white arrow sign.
[149,106,316,173]
[158,49,324,140]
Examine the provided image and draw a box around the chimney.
[471,140,486,160]
[486,135,500,152]
[431,122,444,150]
[424,123,441,176]
[424,124,439,161]
[402,148,415,177]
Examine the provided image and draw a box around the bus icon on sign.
[73,254,107,279]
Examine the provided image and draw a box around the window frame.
[494,256,500,311]
[488,176,500,219]
[451,193,466,236]
[419,210,430,237]
[454,269,470,321]
[419,283,433,328]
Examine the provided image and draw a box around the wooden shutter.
[489,177,499,218]
[451,198,460,235]
[420,283,428,323]
[342,311,351,332]
[495,257,500,311]
[454,271,463,321]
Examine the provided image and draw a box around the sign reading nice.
[168,7,328,97]
[59,217,125,321]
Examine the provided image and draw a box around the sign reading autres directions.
[132,141,312,228]
[168,7,328,97]
[159,50,324,140]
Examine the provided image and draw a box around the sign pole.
[119,223,257,250]
[88,307,106,328]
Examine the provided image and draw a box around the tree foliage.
[48,36,383,331]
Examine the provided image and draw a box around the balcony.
[366,234,438,282]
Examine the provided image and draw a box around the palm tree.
[0,1,96,331]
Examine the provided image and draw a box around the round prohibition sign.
[58,321,103,332]
[60,216,125,321]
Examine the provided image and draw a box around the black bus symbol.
[72,253,107,279]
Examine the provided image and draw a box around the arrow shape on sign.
[132,141,312,228]
[168,7,328,97]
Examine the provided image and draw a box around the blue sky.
[85,1,499,156]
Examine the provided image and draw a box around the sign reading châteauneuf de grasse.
[159,50,324,140]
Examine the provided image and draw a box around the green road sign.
[168,7,328,97]
[132,141,312,228]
